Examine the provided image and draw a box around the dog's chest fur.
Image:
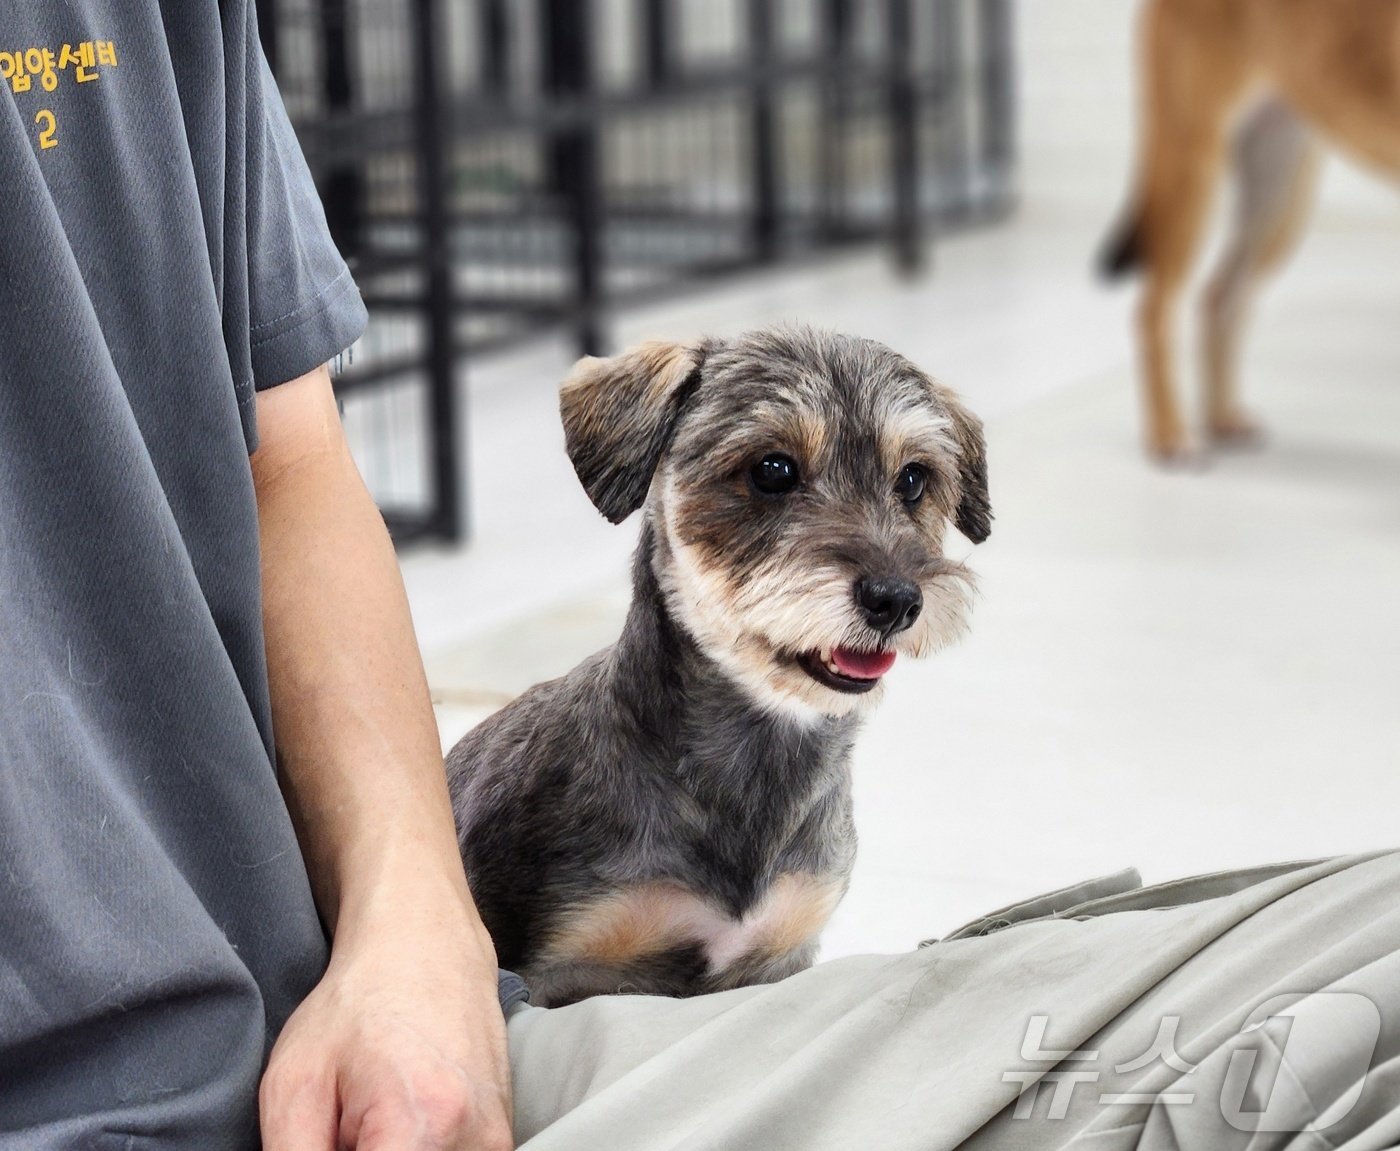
[539,873,847,980]
[447,529,860,1005]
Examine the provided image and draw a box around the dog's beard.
[658,503,975,721]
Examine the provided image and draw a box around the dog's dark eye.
[896,463,928,506]
[751,453,801,495]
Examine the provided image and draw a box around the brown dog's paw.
[1144,428,1200,469]
[1208,411,1267,450]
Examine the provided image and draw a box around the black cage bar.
[259,0,1017,544]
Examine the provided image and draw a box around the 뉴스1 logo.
[1003,991,1381,1133]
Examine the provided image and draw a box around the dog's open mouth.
[796,647,897,694]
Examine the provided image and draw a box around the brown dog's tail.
[1096,205,1144,281]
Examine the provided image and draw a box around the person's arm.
[250,364,513,1151]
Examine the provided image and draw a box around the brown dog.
[1101,0,1400,461]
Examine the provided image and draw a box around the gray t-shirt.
[0,2,366,1145]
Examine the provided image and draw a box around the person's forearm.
[251,368,513,1151]
[251,368,482,947]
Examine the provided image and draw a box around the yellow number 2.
[35,109,57,150]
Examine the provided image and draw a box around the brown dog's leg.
[1133,0,1251,461]
[1202,100,1320,445]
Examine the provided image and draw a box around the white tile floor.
[399,2,1400,961]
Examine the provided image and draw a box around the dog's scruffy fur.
[447,327,990,1007]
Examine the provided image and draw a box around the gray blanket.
[507,852,1400,1149]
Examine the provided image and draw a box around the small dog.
[446,327,991,1007]
[1100,0,1400,461]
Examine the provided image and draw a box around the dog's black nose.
[855,578,923,636]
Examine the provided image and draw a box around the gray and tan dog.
[447,326,990,1007]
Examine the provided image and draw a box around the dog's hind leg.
[1131,0,1252,462]
[1202,100,1320,446]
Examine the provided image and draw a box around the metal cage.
[258,0,1016,543]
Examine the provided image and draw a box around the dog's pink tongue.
[832,648,897,680]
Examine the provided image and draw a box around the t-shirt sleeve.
[242,44,367,391]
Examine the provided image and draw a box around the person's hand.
[259,871,513,1151]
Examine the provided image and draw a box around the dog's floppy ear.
[916,371,990,544]
[945,397,991,543]
[559,339,706,523]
